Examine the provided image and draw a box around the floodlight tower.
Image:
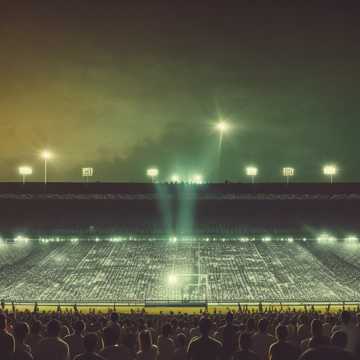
[282,167,295,184]
[40,150,52,185]
[192,174,203,184]
[215,120,229,181]
[170,174,181,183]
[18,166,33,184]
[323,164,337,184]
[245,166,258,184]
[147,167,159,183]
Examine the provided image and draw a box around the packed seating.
[1,239,360,303]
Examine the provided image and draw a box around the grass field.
[4,303,360,314]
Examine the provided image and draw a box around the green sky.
[1,2,359,182]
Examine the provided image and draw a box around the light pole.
[41,150,52,185]
[323,164,337,184]
[245,166,258,184]
[282,167,295,184]
[18,166,33,184]
[147,167,159,183]
[215,120,229,181]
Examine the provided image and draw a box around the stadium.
[1,182,360,311]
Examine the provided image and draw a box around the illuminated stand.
[82,167,94,183]
[18,166,33,184]
[323,165,337,184]
[246,166,258,184]
[147,168,159,183]
[283,167,295,184]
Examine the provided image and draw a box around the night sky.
[1,2,359,182]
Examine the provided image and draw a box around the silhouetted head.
[239,333,252,351]
[340,311,351,325]
[74,320,85,335]
[276,325,288,341]
[14,322,30,342]
[331,331,347,349]
[103,326,119,346]
[84,333,100,353]
[110,312,119,323]
[162,323,172,337]
[0,313,7,330]
[30,320,42,335]
[139,330,152,352]
[199,317,212,336]
[311,319,323,338]
[175,333,186,348]
[47,319,61,337]
[226,312,234,324]
[258,318,268,333]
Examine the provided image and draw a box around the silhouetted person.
[233,333,259,360]
[173,332,187,360]
[100,326,132,360]
[136,330,159,360]
[332,311,357,354]
[74,333,105,360]
[251,318,275,360]
[218,312,238,360]
[36,319,69,360]
[301,319,329,352]
[157,323,174,360]
[187,317,222,360]
[0,313,15,360]
[13,322,32,359]
[64,320,86,360]
[268,325,299,360]
[26,320,42,355]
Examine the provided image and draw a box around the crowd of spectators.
[1,308,360,359]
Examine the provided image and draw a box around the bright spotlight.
[170,174,181,183]
[245,166,258,183]
[147,167,159,182]
[192,174,203,184]
[41,150,52,160]
[215,120,229,133]
[317,233,337,243]
[18,166,33,184]
[323,165,337,183]
[167,274,178,286]
[344,235,358,243]
[282,167,295,184]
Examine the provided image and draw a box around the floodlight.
[170,174,181,183]
[192,174,203,184]
[282,167,295,183]
[41,150,52,160]
[40,150,53,184]
[215,120,229,133]
[245,166,258,183]
[344,235,358,243]
[167,274,178,286]
[18,166,33,184]
[147,167,159,182]
[323,165,337,183]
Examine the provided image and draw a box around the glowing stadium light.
[14,235,30,243]
[40,150,53,185]
[147,167,159,183]
[170,174,181,183]
[169,236,177,243]
[344,235,359,243]
[282,167,295,184]
[261,236,271,242]
[323,164,337,184]
[215,120,229,133]
[18,166,33,184]
[245,166,258,184]
[82,167,94,183]
[167,274,178,286]
[192,174,203,184]
[317,233,337,243]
